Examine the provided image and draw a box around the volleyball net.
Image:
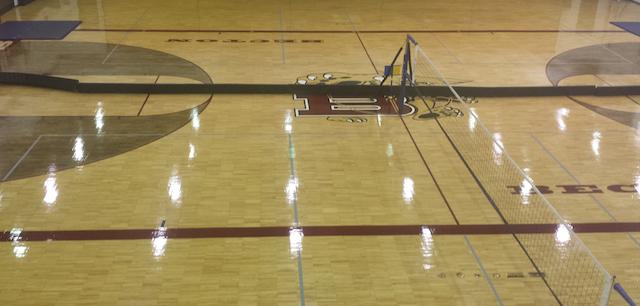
[393,35,614,305]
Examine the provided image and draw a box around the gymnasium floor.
[1,0,640,305]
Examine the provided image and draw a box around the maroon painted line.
[74,28,625,34]
[1,223,639,242]
[303,225,421,236]
[572,222,640,233]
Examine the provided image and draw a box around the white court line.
[101,44,120,64]
[2,135,42,182]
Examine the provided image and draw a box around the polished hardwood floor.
[1,0,640,305]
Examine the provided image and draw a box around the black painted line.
[626,95,640,106]
[390,99,461,225]
[346,13,379,74]
[593,74,614,87]
[354,31,379,75]
[136,75,160,116]
[74,28,625,34]
[4,72,640,96]
[400,95,505,303]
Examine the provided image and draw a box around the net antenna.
[401,34,614,305]
[399,35,417,110]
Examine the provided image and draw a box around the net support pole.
[613,281,637,306]
[378,46,403,89]
[399,37,411,113]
